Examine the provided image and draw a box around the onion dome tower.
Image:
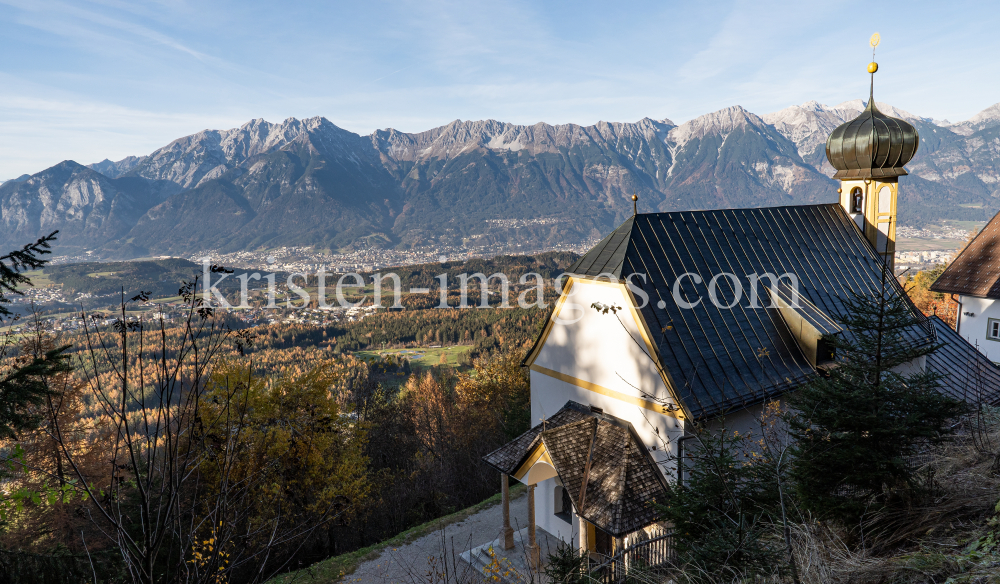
[825,33,918,270]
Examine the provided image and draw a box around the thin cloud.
[1,0,223,64]
[1,0,999,178]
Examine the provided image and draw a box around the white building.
[932,214,1000,364]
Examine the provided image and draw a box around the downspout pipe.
[675,434,697,487]
[951,293,963,333]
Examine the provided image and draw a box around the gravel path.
[344,491,529,583]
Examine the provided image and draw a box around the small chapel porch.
[479,401,675,579]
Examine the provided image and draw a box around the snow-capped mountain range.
[2,99,999,257]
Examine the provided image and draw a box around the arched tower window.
[850,187,864,213]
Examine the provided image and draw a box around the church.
[479,55,1000,570]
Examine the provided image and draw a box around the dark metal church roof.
[566,203,937,419]
[927,316,1000,406]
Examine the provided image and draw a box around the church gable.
[526,276,683,419]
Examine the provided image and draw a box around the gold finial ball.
[868,62,878,74]
[631,194,638,202]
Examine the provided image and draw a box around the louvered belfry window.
[851,187,864,213]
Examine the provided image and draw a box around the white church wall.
[529,278,685,470]
[704,403,770,438]
[526,278,684,547]
[892,354,926,376]
[533,279,673,403]
[956,296,1000,362]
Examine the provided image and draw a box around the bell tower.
[825,33,918,271]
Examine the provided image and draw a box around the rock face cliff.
[367,107,832,249]
[3,99,999,257]
[0,161,180,255]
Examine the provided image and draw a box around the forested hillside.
[43,258,204,297]
[0,280,548,582]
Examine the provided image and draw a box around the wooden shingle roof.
[481,406,589,475]
[930,212,1000,298]
[567,204,937,419]
[482,401,669,537]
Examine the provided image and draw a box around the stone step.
[458,528,539,584]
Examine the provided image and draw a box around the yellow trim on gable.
[530,364,683,419]
[567,276,622,288]
[523,278,575,367]
[512,442,555,482]
[524,276,688,419]
[619,283,692,421]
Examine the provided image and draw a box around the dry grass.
[786,413,1000,584]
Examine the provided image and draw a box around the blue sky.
[2,0,999,179]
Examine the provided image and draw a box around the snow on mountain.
[762,101,854,162]
[948,102,1000,135]
[370,117,676,163]
[125,117,314,188]
[763,100,935,172]
[90,117,389,191]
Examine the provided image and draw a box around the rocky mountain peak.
[85,116,369,190]
[830,99,926,122]
[0,174,31,187]
[949,102,1000,134]
[668,105,764,146]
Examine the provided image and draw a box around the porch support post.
[527,483,539,570]
[577,514,588,555]
[501,474,514,550]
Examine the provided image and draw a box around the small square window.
[987,319,1000,342]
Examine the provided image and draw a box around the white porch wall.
[530,371,682,548]
[533,476,577,547]
[956,296,1000,362]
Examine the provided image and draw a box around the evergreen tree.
[543,543,587,584]
[787,267,966,525]
[659,425,786,582]
[0,232,70,439]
